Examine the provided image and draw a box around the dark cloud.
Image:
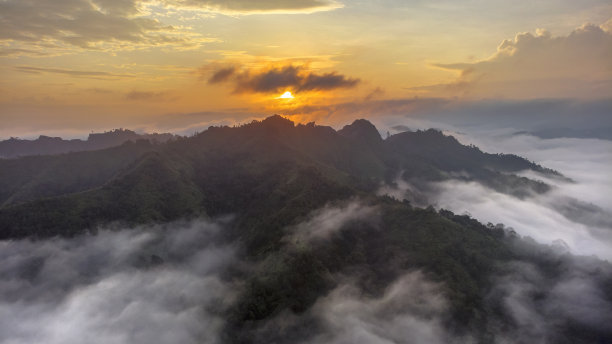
[298,71,360,91]
[208,67,236,84]
[208,65,360,94]
[234,65,302,93]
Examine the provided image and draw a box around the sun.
[277,91,294,99]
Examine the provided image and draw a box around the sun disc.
[278,91,294,99]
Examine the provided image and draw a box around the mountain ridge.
[0,115,559,240]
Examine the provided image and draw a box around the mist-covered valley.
[0,115,611,343]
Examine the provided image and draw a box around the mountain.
[0,115,609,343]
[0,128,176,158]
[0,115,557,239]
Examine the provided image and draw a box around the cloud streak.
[15,66,135,79]
[164,0,343,15]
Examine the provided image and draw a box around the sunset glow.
[0,1,609,137]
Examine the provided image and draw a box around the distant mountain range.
[0,115,609,343]
[514,127,612,140]
[0,128,176,158]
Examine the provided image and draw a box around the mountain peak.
[338,119,382,144]
[261,115,295,128]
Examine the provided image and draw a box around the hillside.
[1,116,609,343]
[0,115,556,240]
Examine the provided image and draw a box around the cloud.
[0,48,52,58]
[302,271,457,344]
[163,0,343,15]
[0,0,339,55]
[288,202,379,243]
[125,90,174,101]
[487,259,612,343]
[375,126,612,260]
[207,64,360,94]
[427,179,612,260]
[427,20,612,98]
[279,98,612,139]
[0,219,237,344]
[208,67,236,83]
[0,0,216,52]
[14,66,135,79]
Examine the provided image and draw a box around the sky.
[0,0,611,137]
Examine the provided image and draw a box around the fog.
[374,113,612,260]
[438,132,612,260]
[0,220,237,344]
[1,203,611,343]
[288,201,379,244]
[302,271,461,344]
[486,255,612,343]
[270,200,612,343]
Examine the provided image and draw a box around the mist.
[374,112,612,260]
[0,219,238,344]
[302,271,459,344]
[259,201,612,344]
[435,132,612,260]
[288,201,379,244]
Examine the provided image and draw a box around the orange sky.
[0,0,611,137]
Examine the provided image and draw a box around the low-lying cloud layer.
[0,219,236,344]
[268,201,612,343]
[207,65,360,94]
[376,121,612,260]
